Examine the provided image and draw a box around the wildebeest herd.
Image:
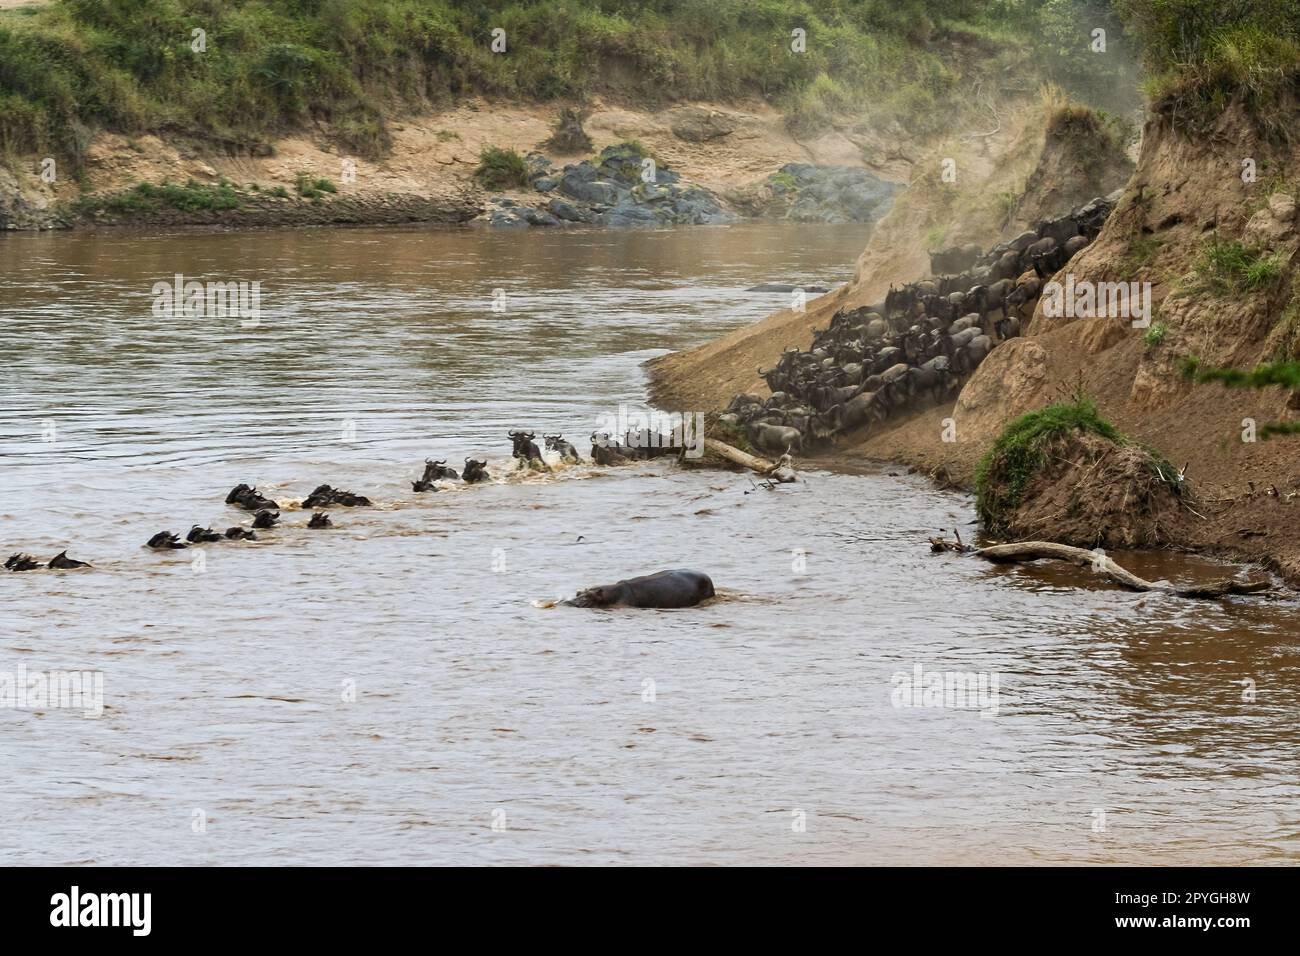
[721,191,1120,456]
[4,429,693,572]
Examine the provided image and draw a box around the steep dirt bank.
[0,98,889,231]
[654,92,1300,583]
[647,93,1133,412]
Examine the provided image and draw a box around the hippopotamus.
[508,430,544,464]
[187,525,223,543]
[226,483,278,512]
[307,512,332,529]
[301,484,371,508]
[5,553,42,571]
[47,551,90,569]
[252,509,280,529]
[563,569,716,609]
[146,531,187,550]
[224,527,257,540]
[462,458,490,483]
[544,434,582,463]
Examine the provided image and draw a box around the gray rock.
[559,176,624,206]
[488,210,528,228]
[522,207,561,227]
[547,199,594,223]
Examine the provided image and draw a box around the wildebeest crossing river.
[1,224,1297,865]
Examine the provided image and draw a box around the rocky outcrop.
[477,143,734,228]
[0,165,67,231]
[728,164,899,224]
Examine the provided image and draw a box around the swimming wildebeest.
[543,434,582,463]
[508,430,543,464]
[589,432,632,465]
[146,531,187,550]
[47,551,90,569]
[301,484,371,508]
[462,459,490,483]
[5,553,42,571]
[225,483,278,511]
[563,569,716,609]
[186,525,223,543]
[307,512,332,529]
[413,457,460,491]
[252,510,280,529]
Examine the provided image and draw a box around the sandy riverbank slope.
[649,93,1300,584]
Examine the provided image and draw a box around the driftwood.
[703,438,776,474]
[932,538,1273,599]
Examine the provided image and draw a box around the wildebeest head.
[463,458,489,482]
[508,430,541,460]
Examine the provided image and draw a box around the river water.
[1,223,1296,865]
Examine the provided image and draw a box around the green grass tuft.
[473,146,528,191]
[1192,237,1284,296]
[975,396,1126,526]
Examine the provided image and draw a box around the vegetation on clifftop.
[0,0,1141,170]
[1115,0,1300,131]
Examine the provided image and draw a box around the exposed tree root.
[929,538,1274,599]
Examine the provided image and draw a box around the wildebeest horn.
[508,430,519,437]
[525,431,535,439]
[434,459,445,466]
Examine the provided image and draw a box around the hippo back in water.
[564,569,715,609]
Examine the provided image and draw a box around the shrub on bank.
[473,147,528,191]
[976,396,1124,525]
[975,394,1184,545]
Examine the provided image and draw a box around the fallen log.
[937,539,1274,599]
[703,438,776,474]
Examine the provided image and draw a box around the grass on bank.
[1116,0,1300,132]
[1180,356,1300,439]
[0,0,1142,172]
[975,392,1181,528]
[1191,236,1284,296]
[76,178,243,215]
[473,146,528,191]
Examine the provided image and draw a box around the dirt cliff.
[647,91,1135,412]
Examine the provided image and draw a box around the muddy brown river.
[1,223,1296,865]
